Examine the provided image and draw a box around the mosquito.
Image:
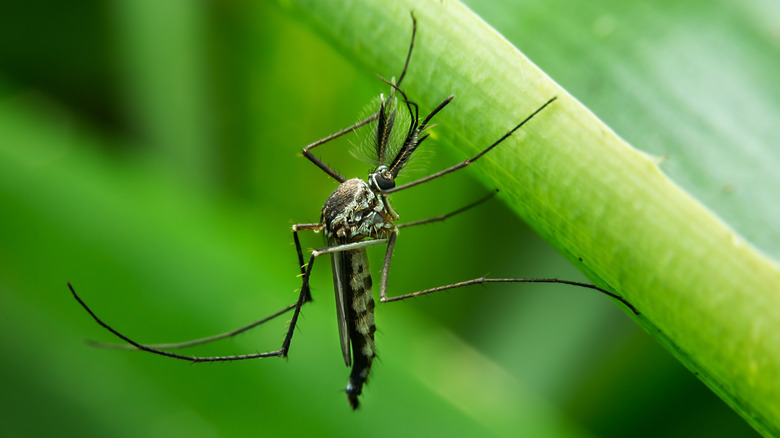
[68,13,638,410]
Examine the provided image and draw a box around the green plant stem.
[273,0,780,434]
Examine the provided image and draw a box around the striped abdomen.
[332,248,376,409]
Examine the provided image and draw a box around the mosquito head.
[368,165,395,192]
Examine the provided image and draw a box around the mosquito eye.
[370,171,395,191]
[376,175,395,190]
[377,177,395,190]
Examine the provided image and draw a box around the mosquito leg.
[376,75,453,155]
[289,223,384,303]
[72,252,317,362]
[68,282,292,361]
[395,12,417,88]
[310,239,389,257]
[397,190,497,230]
[85,224,326,352]
[87,302,298,351]
[303,14,420,183]
[379,230,398,302]
[70,234,391,362]
[381,277,639,315]
[279,237,389,355]
[378,192,497,301]
[293,223,323,303]
[303,113,380,183]
[384,96,558,194]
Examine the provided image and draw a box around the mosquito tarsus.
[68,12,638,411]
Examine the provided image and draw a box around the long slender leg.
[397,190,497,229]
[395,13,417,88]
[304,14,420,182]
[381,277,639,315]
[377,239,637,315]
[302,113,379,183]
[380,191,497,301]
[384,96,558,194]
[68,282,289,361]
[310,239,388,258]
[86,303,298,350]
[281,238,388,355]
[379,230,398,303]
[376,192,639,315]
[293,223,323,303]
[373,12,417,101]
[69,238,391,362]
[377,76,452,135]
[85,224,326,351]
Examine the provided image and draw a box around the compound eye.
[375,173,395,191]
[370,168,396,191]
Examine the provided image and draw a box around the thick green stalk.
[274,0,780,434]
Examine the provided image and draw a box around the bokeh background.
[1,0,776,437]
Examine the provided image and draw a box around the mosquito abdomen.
[342,249,376,409]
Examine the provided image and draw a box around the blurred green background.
[0,0,775,437]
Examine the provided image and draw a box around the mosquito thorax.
[321,178,396,243]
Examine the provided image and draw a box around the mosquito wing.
[330,244,352,366]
